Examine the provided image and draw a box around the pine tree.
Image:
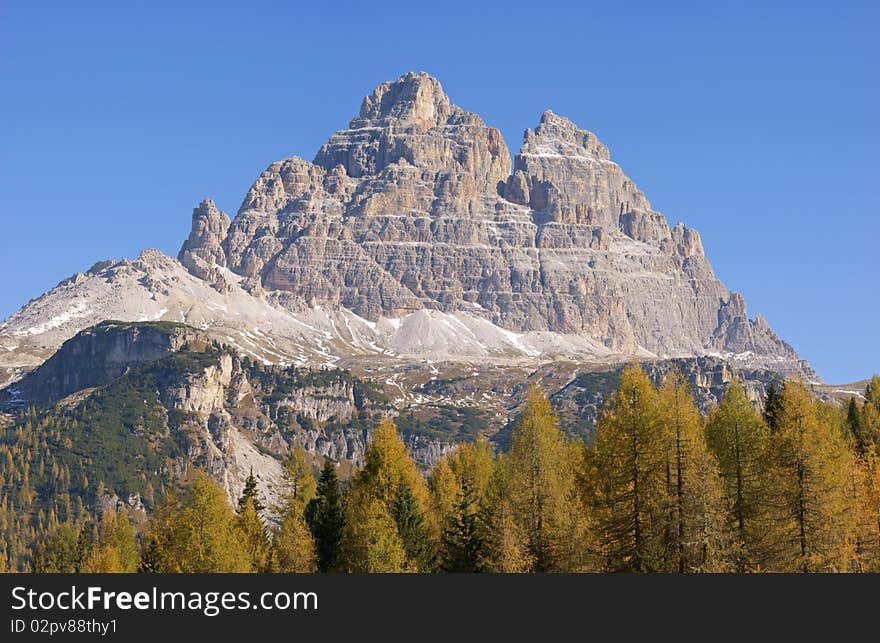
[304,459,345,572]
[706,379,770,571]
[238,470,264,513]
[764,380,857,572]
[763,381,783,432]
[589,365,668,572]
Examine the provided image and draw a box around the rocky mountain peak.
[355,71,453,129]
[521,110,611,161]
[313,71,508,186]
[0,73,809,389]
[178,199,231,285]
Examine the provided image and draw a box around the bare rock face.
[179,199,230,272]
[179,71,801,368]
[0,320,200,405]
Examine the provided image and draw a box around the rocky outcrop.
[0,320,199,406]
[182,71,801,370]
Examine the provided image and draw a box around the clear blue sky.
[1,1,877,383]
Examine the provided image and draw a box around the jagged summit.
[521,110,612,161]
[167,71,803,370]
[0,72,812,389]
[354,71,453,128]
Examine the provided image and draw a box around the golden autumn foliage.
[763,381,856,572]
[12,366,880,574]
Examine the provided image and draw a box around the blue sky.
[0,1,877,383]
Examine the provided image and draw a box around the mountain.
[0,72,828,533]
[185,72,802,367]
[0,72,811,392]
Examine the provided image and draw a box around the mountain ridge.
[1,71,814,393]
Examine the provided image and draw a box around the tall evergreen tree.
[238,470,264,513]
[763,381,784,432]
[304,459,345,572]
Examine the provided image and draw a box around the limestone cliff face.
[178,71,798,365]
[0,321,200,405]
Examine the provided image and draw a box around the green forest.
[2,366,879,573]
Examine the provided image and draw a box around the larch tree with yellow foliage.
[81,510,138,573]
[140,473,251,573]
[657,372,727,572]
[339,418,438,572]
[487,386,596,572]
[764,380,856,572]
[273,446,318,572]
[706,380,771,571]
[589,365,668,572]
[431,437,496,572]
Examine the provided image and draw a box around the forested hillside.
[4,368,878,573]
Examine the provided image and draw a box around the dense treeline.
[5,367,880,573]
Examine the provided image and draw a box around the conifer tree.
[483,490,534,573]
[144,473,251,572]
[866,376,880,413]
[851,451,880,571]
[657,372,726,572]
[764,380,857,572]
[431,439,498,572]
[236,497,272,572]
[489,386,595,572]
[763,381,783,432]
[285,446,317,510]
[31,521,83,573]
[82,511,138,573]
[304,459,345,572]
[590,365,668,572]
[392,484,437,572]
[706,380,770,571]
[339,491,408,572]
[273,502,317,573]
[340,418,438,571]
[238,470,264,513]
